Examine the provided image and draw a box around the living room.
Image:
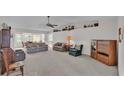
[0,16,124,76]
[1,0,124,93]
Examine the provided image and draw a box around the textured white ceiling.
[0,16,117,32]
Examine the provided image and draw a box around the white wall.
[118,17,124,76]
[53,17,118,55]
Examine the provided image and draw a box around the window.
[14,33,23,48]
[48,33,53,42]
[22,33,33,42]
[33,35,41,42]
[41,34,45,42]
[14,33,46,48]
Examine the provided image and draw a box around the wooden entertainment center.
[91,40,117,66]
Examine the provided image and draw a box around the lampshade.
[66,36,74,40]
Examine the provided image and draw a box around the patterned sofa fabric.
[53,42,67,52]
[26,42,48,54]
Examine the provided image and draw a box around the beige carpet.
[22,51,117,76]
[1,50,118,76]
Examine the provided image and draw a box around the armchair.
[69,44,83,57]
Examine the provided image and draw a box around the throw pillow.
[58,43,62,46]
[75,45,81,50]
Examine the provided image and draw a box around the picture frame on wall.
[118,27,123,43]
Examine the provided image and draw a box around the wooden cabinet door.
[2,30,10,48]
[0,30,2,48]
[0,53,2,65]
[0,31,2,74]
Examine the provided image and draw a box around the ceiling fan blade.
[52,24,58,26]
[46,23,54,28]
[49,25,54,28]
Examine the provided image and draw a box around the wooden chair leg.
[20,66,24,76]
[7,71,9,76]
[1,65,6,75]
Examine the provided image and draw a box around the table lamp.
[66,36,74,45]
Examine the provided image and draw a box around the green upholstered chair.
[69,44,83,57]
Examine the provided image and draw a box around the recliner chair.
[69,44,83,57]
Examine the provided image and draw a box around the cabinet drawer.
[97,54,109,64]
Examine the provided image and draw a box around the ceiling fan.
[46,16,58,28]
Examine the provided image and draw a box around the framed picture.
[118,27,123,43]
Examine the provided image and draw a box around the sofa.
[53,42,67,52]
[69,44,83,56]
[26,42,48,54]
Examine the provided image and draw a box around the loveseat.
[53,42,67,52]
